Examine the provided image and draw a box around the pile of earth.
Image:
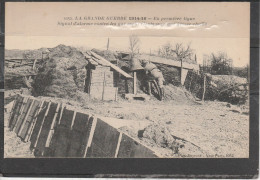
[120,123,205,157]
[163,84,196,103]
[4,89,31,105]
[32,44,88,100]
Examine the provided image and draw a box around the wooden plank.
[10,96,25,130]
[90,82,104,86]
[43,105,64,157]
[34,103,59,156]
[103,86,117,101]
[72,112,90,132]
[67,112,90,157]
[139,54,199,71]
[82,116,95,157]
[31,102,51,154]
[133,71,137,94]
[89,85,103,100]
[66,130,84,157]
[17,99,36,138]
[52,126,71,157]
[90,51,132,79]
[23,100,43,142]
[117,133,157,158]
[8,95,22,128]
[86,118,120,157]
[52,109,75,157]
[59,108,75,128]
[95,66,111,71]
[29,101,50,150]
[45,104,62,148]
[14,98,33,134]
[105,71,113,79]
[19,100,41,140]
[82,52,98,65]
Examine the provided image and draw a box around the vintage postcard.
[4,2,250,158]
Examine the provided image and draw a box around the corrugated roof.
[139,54,199,71]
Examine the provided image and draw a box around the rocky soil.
[4,89,249,158]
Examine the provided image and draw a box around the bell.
[130,58,144,71]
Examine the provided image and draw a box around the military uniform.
[143,61,165,88]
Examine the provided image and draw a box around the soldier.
[142,60,165,100]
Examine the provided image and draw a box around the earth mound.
[32,45,87,99]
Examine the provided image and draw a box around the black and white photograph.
[3,2,251,159]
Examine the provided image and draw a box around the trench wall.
[7,94,157,158]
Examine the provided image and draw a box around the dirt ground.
[4,103,34,158]
[79,96,249,158]
[4,89,249,158]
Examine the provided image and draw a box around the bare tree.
[158,42,173,57]
[129,35,140,58]
[158,42,194,61]
[171,43,194,60]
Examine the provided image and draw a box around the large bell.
[130,58,144,71]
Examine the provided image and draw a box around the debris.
[123,93,150,101]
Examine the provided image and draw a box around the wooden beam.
[139,54,199,71]
[90,51,133,79]
[133,72,137,94]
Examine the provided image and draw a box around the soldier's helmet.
[141,60,149,66]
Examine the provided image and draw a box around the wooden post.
[102,72,106,100]
[133,71,137,94]
[202,75,206,101]
[148,81,151,95]
[180,58,183,85]
[107,38,110,50]
[189,72,193,92]
[32,59,37,71]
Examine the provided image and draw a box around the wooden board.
[89,85,103,100]
[52,127,71,157]
[103,86,117,101]
[14,98,33,134]
[86,118,120,158]
[18,100,41,140]
[71,112,90,132]
[24,101,44,142]
[30,101,49,150]
[91,70,114,84]
[58,108,75,128]
[94,66,111,72]
[90,51,132,79]
[8,95,23,128]
[10,96,25,130]
[67,112,90,157]
[52,108,75,157]
[34,103,59,156]
[42,105,63,157]
[117,133,157,158]
[139,54,200,71]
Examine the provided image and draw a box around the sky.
[5,36,249,67]
[5,2,250,67]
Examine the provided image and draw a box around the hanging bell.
[130,58,144,71]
